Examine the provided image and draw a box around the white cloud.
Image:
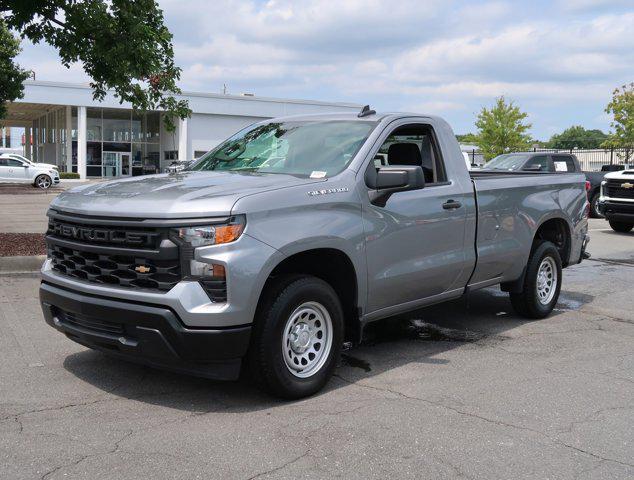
[13,0,634,138]
[408,101,466,114]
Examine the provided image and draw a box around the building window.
[64,107,162,177]
[87,107,102,141]
[103,108,131,142]
[164,150,178,161]
[86,141,102,177]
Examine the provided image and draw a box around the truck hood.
[605,169,634,180]
[50,171,323,218]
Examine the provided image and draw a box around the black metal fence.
[464,147,634,171]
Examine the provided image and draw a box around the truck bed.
[466,170,587,289]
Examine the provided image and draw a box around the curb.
[0,255,46,274]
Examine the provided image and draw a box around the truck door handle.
[442,200,462,210]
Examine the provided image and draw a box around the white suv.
[0,154,60,189]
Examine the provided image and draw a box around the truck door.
[362,123,471,314]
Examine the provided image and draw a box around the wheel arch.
[501,215,572,294]
[533,216,572,267]
[256,247,361,343]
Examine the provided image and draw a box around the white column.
[32,121,38,162]
[54,109,61,167]
[77,106,87,179]
[65,106,72,173]
[24,127,31,159]
[178,116,188,161]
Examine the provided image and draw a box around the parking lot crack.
[2,398,109,424]
[40,429,134,480]
[245,450,311,480]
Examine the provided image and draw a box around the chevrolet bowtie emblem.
[622,182,633,189]
[135,265,151,274]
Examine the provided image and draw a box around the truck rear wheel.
[608,220,633,233]
[510,241,562,319]
[589,192,603,218]
[248,275,344,399]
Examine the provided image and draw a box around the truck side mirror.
[365,165,425,207]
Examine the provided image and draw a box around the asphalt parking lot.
[1,219,632,479]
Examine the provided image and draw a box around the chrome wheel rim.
[282,301,333,378]
[593,197,603,217]
[37,176,51,189]
[536,257,557,305]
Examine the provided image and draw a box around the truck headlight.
[174,216,245,247]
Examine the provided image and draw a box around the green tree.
[547,126,607,149]
[0,19,30,122]
[455,133,478,144]
[603,83,634,147]
[474,96,532,160]
[0,0,190,130]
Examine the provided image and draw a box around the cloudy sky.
[14,0,634,139]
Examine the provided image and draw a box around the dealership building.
[2,81,360,179]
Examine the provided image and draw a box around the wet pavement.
[1,219,632,479]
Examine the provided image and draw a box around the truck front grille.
[604,180,634,200]
[49,244,181,291]
[46,215,182,293]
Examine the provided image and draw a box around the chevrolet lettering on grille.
[50,222,158,247]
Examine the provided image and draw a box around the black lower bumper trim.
[40,281,251,381]
[599,201,634,222]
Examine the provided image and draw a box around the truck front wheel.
[248,275,344,399]
[510,241,562,319]
[608,220,634,233]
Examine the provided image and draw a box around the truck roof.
[263,111,436,124]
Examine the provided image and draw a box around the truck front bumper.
[40,281,251,380]
[598,200,634,222]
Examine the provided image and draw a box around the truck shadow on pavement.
[62,287,592,411]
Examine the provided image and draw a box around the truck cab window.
[377,125,447,184]
[524,155,553,172]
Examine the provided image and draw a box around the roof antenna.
[358,105,376,118]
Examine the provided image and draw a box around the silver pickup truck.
[40,109,589,398]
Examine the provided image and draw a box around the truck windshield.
[482,154,532,171]
[188,120,376,177]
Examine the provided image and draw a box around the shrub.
[59,172,80,179]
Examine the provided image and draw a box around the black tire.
[34,174,52,189]
[510,241,562,319]
[608,220,634,233]
[589,192,603,218]
[248,275,344,399]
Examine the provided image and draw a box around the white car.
[0,154,60,189]
[0,153,59,171]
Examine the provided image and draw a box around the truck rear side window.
[525,155,554,172]
[376,125,447,184]
[552,155,576,172]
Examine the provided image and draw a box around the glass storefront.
[71,108,161,177]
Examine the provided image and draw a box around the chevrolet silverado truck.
[599,168,634,232]
[40,109,589,398]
